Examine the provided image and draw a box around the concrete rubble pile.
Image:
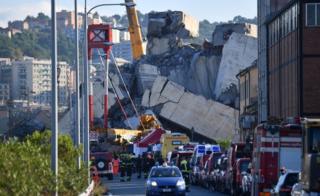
[136,13,257,105]
[147,11,199,56]
[88,11,258,141]
[142,76,239,140]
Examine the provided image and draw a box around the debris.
[142,76,239,140]
[212,23,257,47]
[147,11,199,38]
[136,64,160,95]
[214,33,258,101]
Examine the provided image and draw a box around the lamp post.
[74,0,81,170]
[82,1,136,182]
[50,0,58,195]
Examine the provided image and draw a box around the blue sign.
[197,145,205,154]
[212,145,221,152]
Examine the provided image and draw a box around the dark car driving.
[146,166,186,196]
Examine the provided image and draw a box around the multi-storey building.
[237,61,258,141]
[0,58,11,66]
[0,83,10,103]
[57,10,83,29]
[11,57,70,106]
[258,0,320,120]
[0,59,12,99]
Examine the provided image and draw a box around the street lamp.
[87,2,136,15]
[50,0,58,195]
[82,0,134,184]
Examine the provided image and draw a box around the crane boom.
[125,0,144,60]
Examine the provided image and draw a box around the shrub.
[0,130,88,195]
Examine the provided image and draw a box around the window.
[306,3,320,26]
[150,168,181,178]
[309,128,320,153]
[318,4,320,25]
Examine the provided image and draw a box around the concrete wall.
[215,33,257,100]
[142,76,239,141]
[212,23,257,47]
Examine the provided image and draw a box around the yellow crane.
[125,0,144,60]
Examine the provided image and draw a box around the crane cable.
[97,49,134,129]
[108,74,134,129]
[110,51,146,130]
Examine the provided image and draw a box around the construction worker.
[180,158,191,190]
[112,155,120,176]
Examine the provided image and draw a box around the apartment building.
[258,0,320,119]
[57,10,83,29]
[0,83,10,102]
[12,57,70,106]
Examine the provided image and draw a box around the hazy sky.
[0,0,257,28]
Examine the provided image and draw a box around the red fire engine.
[252,120,302,196]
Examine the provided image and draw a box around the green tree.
[0,35,14,58]
[0,130,88,195]
[216,139,231,151]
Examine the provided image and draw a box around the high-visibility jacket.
[180,160,190,173]
[113,159,119,175]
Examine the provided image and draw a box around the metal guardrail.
[79,180,95,196]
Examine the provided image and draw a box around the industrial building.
[258,0,320,119]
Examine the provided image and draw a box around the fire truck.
[300,118,320,194]
[252,119,302,196]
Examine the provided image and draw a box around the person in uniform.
[112,155,120,176]
[119,153,127,182]
[136,154,142,178]
[126,153,134,181]
[180,157,191,190]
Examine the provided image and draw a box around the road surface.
[102,174,227,196]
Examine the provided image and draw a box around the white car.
[272,170,299,196]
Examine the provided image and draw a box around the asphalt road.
[102,174,227,196]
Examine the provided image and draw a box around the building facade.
[0,83,10,103]
[57,10,83,29]
[11,58,70,106]
[258,0,320,120]
[0,59,12,99]
[238,62,258,141]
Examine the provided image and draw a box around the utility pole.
[83,0,90,183]
[74,0,81,170]
[50,0,58,195]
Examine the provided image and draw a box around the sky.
[0,0,257,28]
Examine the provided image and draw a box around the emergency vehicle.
[252,119,302,196]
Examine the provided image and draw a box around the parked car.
[232,158,251,195]
[207,152,223,192]
[214,156,229,193]
[146,166,186,196]
[226,143,251,194]
[271,170,299,196]
[190,144,220,185]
